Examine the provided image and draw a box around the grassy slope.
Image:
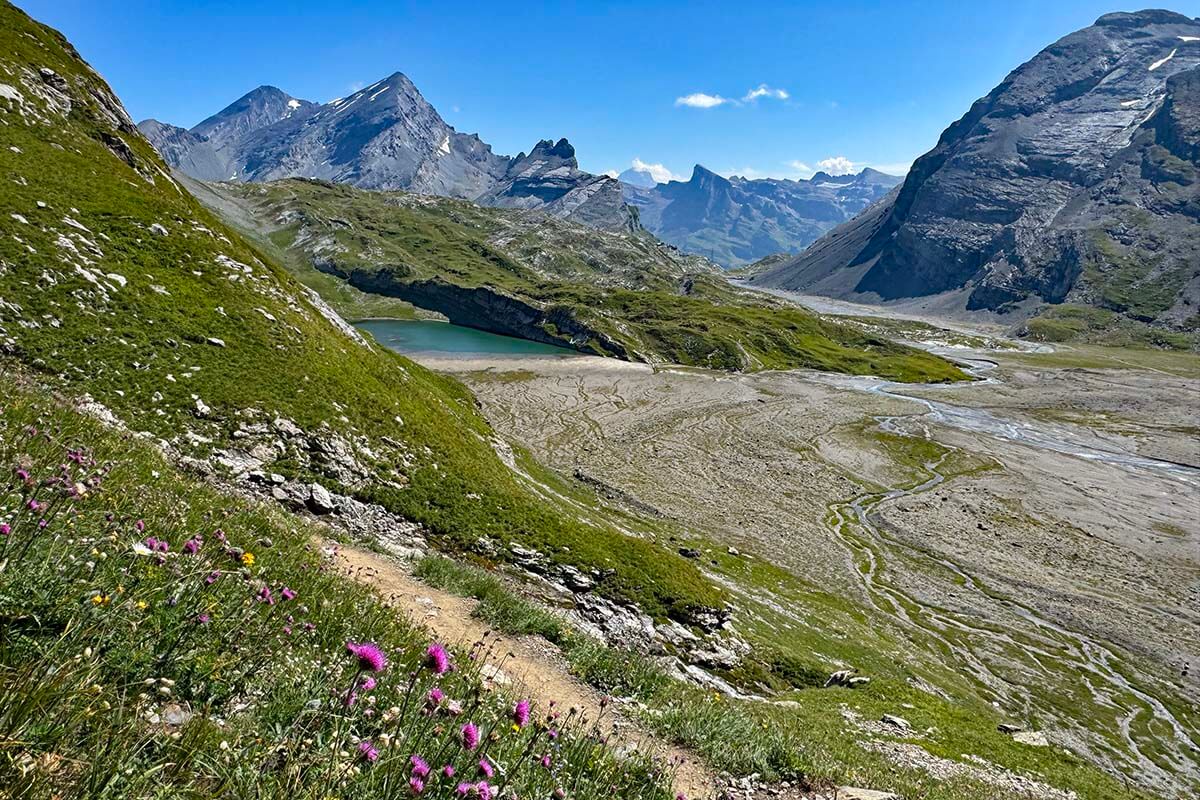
[210,180,967,382]
[0,1,721,623]
[0,386,670,799]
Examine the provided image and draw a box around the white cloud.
[787,160,815,177]
[675,92,729,109]
[743,84,789,102]
[676,84,790,109]
[868,161,912,176]
[602,169,619,179]
[816,156,857,175]
[631,158,680,183]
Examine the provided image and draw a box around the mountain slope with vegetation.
[200,178,967,381]
[0,0,722,629]
[752,10,1200,349]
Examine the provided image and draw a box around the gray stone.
[307,482,335,514]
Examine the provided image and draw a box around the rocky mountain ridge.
[752,10,1200,338]
[139,73,633,230]
[624,164,901,267]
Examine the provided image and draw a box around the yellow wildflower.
[135,600,148,611]
[91,594,111,607]
[241,552,255,567]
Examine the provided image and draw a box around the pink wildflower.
[257,586,274,605]
[183,537,201,554]
[478,758,494,778]
[540,754,551,769]
[358,740,379,762]
[513,699,531,728]
[361,676,377,691]
[410,755,431,778]
[461,721,479,751]
[442,764,456,778]
[346,641,388,673]
[281,586,296,601]
[0,523,9,536]
[409,776,425,795]
[424,642,450,675]
[135,519,145,532]
[426,686,445,708]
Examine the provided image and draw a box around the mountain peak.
[1094,9,1196,28]
[690,164,723,182]
[529,137,576,161]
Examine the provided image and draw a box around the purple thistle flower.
[346,641,388,673]
[477,781,493,800]
[16,468,30,483]
[409,776,425,795]
[410,755,431,778]
[183,537,201,554]
[361,676,377,691]
[540,754,551,769]
[358,740,379,762]
[424,642,450,675]
[197,613,210,624]
[426,687,445,709]
[456,783,472,796]
[513,699,531,728]
[257,586,274,605]
[281,586,296,601]
[205,571,220,585]
[442,764,456,778]
[135,519,145,532]
[0,523,9,536]
[478,758,494,778]
[461,722,479,751]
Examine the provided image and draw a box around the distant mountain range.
[139,74,632,231]
[622,165,901,267]
[752,10,1200,335]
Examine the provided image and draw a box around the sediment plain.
[417,325,1200,793]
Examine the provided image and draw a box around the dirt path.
[329,542,718,799]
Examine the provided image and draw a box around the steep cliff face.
[625,165,900,267]
[138,75,633,230]
[754,11,1200,331]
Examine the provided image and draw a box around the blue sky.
[19,1,1200,180]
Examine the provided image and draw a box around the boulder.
[307,482,335,514]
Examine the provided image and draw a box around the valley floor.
[411,336,1199,797]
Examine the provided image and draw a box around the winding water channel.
[821,356,1199,788]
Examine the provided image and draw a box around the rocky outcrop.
[753,11,1200,330]
[313,261,631,358]
[480,138,637,232]
[138,74,635,230]
[625,164,901,267]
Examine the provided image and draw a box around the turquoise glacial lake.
[355,319,579,358]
